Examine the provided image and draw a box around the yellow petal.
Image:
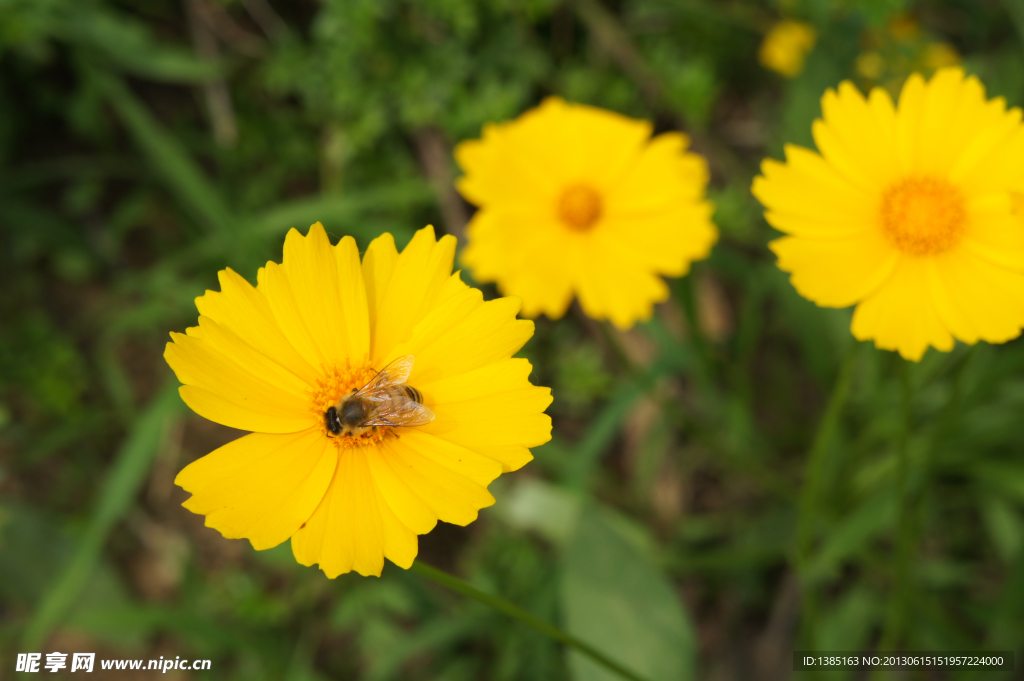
[814,81,900,190]
[851,257,954,360]
[397,288,534,383]
[370,227,457,366]
[164,330,312,432]
[362,231,399,340]
[770,231,900,308]
[455,98,570,205]
[291,448,418,577]
[278,223,369,365]
[960,193,1024,271]
[377,436,496,527]
[191,316,311,397]
[177,430,336,550]
[195,267,319,384]
[261,260,329,369]
[605,132,709,212]
[753,146,875,240]
[175,386,310,433]
[929,249,1024,344]
[420,358,553,472]
[461,210,576,319]
[570,237,671,329]
[335,235,371,362]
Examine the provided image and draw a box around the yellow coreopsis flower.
[753,67,1024,361]
[164,223,552,577]
[455,97,717,330]
[759,20,817,78]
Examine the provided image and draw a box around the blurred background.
[2,0,1024,679]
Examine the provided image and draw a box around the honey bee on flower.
[164,224,552,577]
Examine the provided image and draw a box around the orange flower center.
[308,362,387,448]
[558,184,603,231]
[880,176,967,256]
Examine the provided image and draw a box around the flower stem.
[410,560,651,681]
[878,360,915,654]
[796,343,860,651]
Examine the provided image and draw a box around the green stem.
[796,343,860,652]
[873,360,914,678]
[410,561,651,681]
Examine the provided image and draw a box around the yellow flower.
[922,42,960,71]
[855,51,885,81]
[164,223,552,577]
[759,20,817,78]
[753,68,1024,361]
[455,97,717,329]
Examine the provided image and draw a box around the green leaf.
[561,509,695,681]
[806,490,896,582]
[981,496,1024,562]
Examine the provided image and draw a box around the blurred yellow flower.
[855,52,885,81]
[165,223,552,577]
[455,97,717,329]
[759,20,817,78]
[923,42,960,70]
[753,68,1024,361]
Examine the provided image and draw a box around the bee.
[324,355,434,438]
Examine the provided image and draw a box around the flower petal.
[420,358,553,472]
[461,210,576,319]
[369,226,457,366]
[928,249,1024,345]
[570,237,671,329]
[851,257,954,360]
[195,267,318,384]
[395,286,535,383]
[291,448,417,578]
[604,132,709,212]
[814,83,900,190]
[752,146,876,240]
[376,435,496,527]
[176,430,336,550]
[770,231,900,308]
[164,329,312,433]
[259,224,370,368]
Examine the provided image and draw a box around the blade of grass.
[23,382,185,649]
[561,360,673,490]
[90,69,234,236]
[61,6,225,83]
[795,342,859,654]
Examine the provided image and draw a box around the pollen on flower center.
[880,176,967,256]
[558,184,603,231]
[308,362,386,448]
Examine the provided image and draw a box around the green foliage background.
[1,0,1024,679]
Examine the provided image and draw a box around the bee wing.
[361,395,436,428]
[354,355,415,402]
